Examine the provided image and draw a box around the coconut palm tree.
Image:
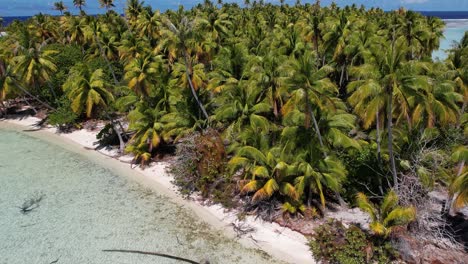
[213,79,271,139]
[230,145,298,203]
[12,43,57,92]
[84,18,119,84]
[162,17,210,121]
[125,0,145,29]
[53,1,67,15]
[124,54,162,97]
[249,51,287,119]
[447,37,468,128]
[60,16,87,45]
[63,64,114,118]
[118,32,150,62]
[349,36,417,191]
[1,65,55,110]
[73,0,86,13]
[99,0,115,10]
[126,100,169,165]
[282,50,337,151]
[446,146,468,215]
[136,9,162,43]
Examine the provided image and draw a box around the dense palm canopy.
[1,2,467,220]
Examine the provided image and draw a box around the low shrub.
[170,129,238,208]
[309,220,396,264]
[47,98,79,132]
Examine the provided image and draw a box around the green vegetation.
[1,0,467,260]
[356,191,416,238]
[310,220,396,264]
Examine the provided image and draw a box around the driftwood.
[231,221,256,238]
[102,249,209,264]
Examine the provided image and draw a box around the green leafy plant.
[356,190,416,238]
[47,97,79,132]
[310,220,396,264]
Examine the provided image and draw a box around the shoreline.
[0,116,315,264]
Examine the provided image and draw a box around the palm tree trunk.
[183,48,210,122]
[339,63,346,96]
[386,91,398,191]
[376,110,384,192]
[376,110,382,163]
[305,90,324,150]
[104,111,126,154]
[457,100,466,129]
[94,34,119,85]
[93,33,127,151]
[13,81,56,111]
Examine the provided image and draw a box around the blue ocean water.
[2,16,30,26]
[433,19,468,60]
[2,11,468,26]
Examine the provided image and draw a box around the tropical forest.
[0,0,467,263]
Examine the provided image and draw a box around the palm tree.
[347,65,386,163]
[409,66,461,129]
[73,0,86,13]
[283,50,337,151]
[124,54,162,97]
[249,51,287,119]
[162,17,210,121]
[12,43,57,92]
[126,101,169,165]
[447,38,468,128]
[1,65,55,110]
[60,16,87,45]
[136,9,162,43]
[356,190,416,237]
[84,19,118,84]
[447,146,468,215]
[63,64,114,118]
[53,1,67,15]
[118,32,150,62]
[230,145,298,203]
[99,0,115,10]
[29,14,58,43]
[213,79,271,138]
[125,0,145,27]
[350,36,416,191]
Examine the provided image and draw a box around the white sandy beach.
[0,116,316,264]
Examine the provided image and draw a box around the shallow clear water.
[433,19,468,60]
[0,129,280,264]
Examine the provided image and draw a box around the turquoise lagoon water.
[433,19,468,60]
[0,128,282,264]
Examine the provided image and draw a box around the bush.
[44,44,84,107]
[47,98,79,132]
[309,220,396,264]
[170,129,237,208]
[96,123,120,148]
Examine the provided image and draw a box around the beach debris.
[102,249,209,264]
[231,221,256,238]
[19,192,45,214]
